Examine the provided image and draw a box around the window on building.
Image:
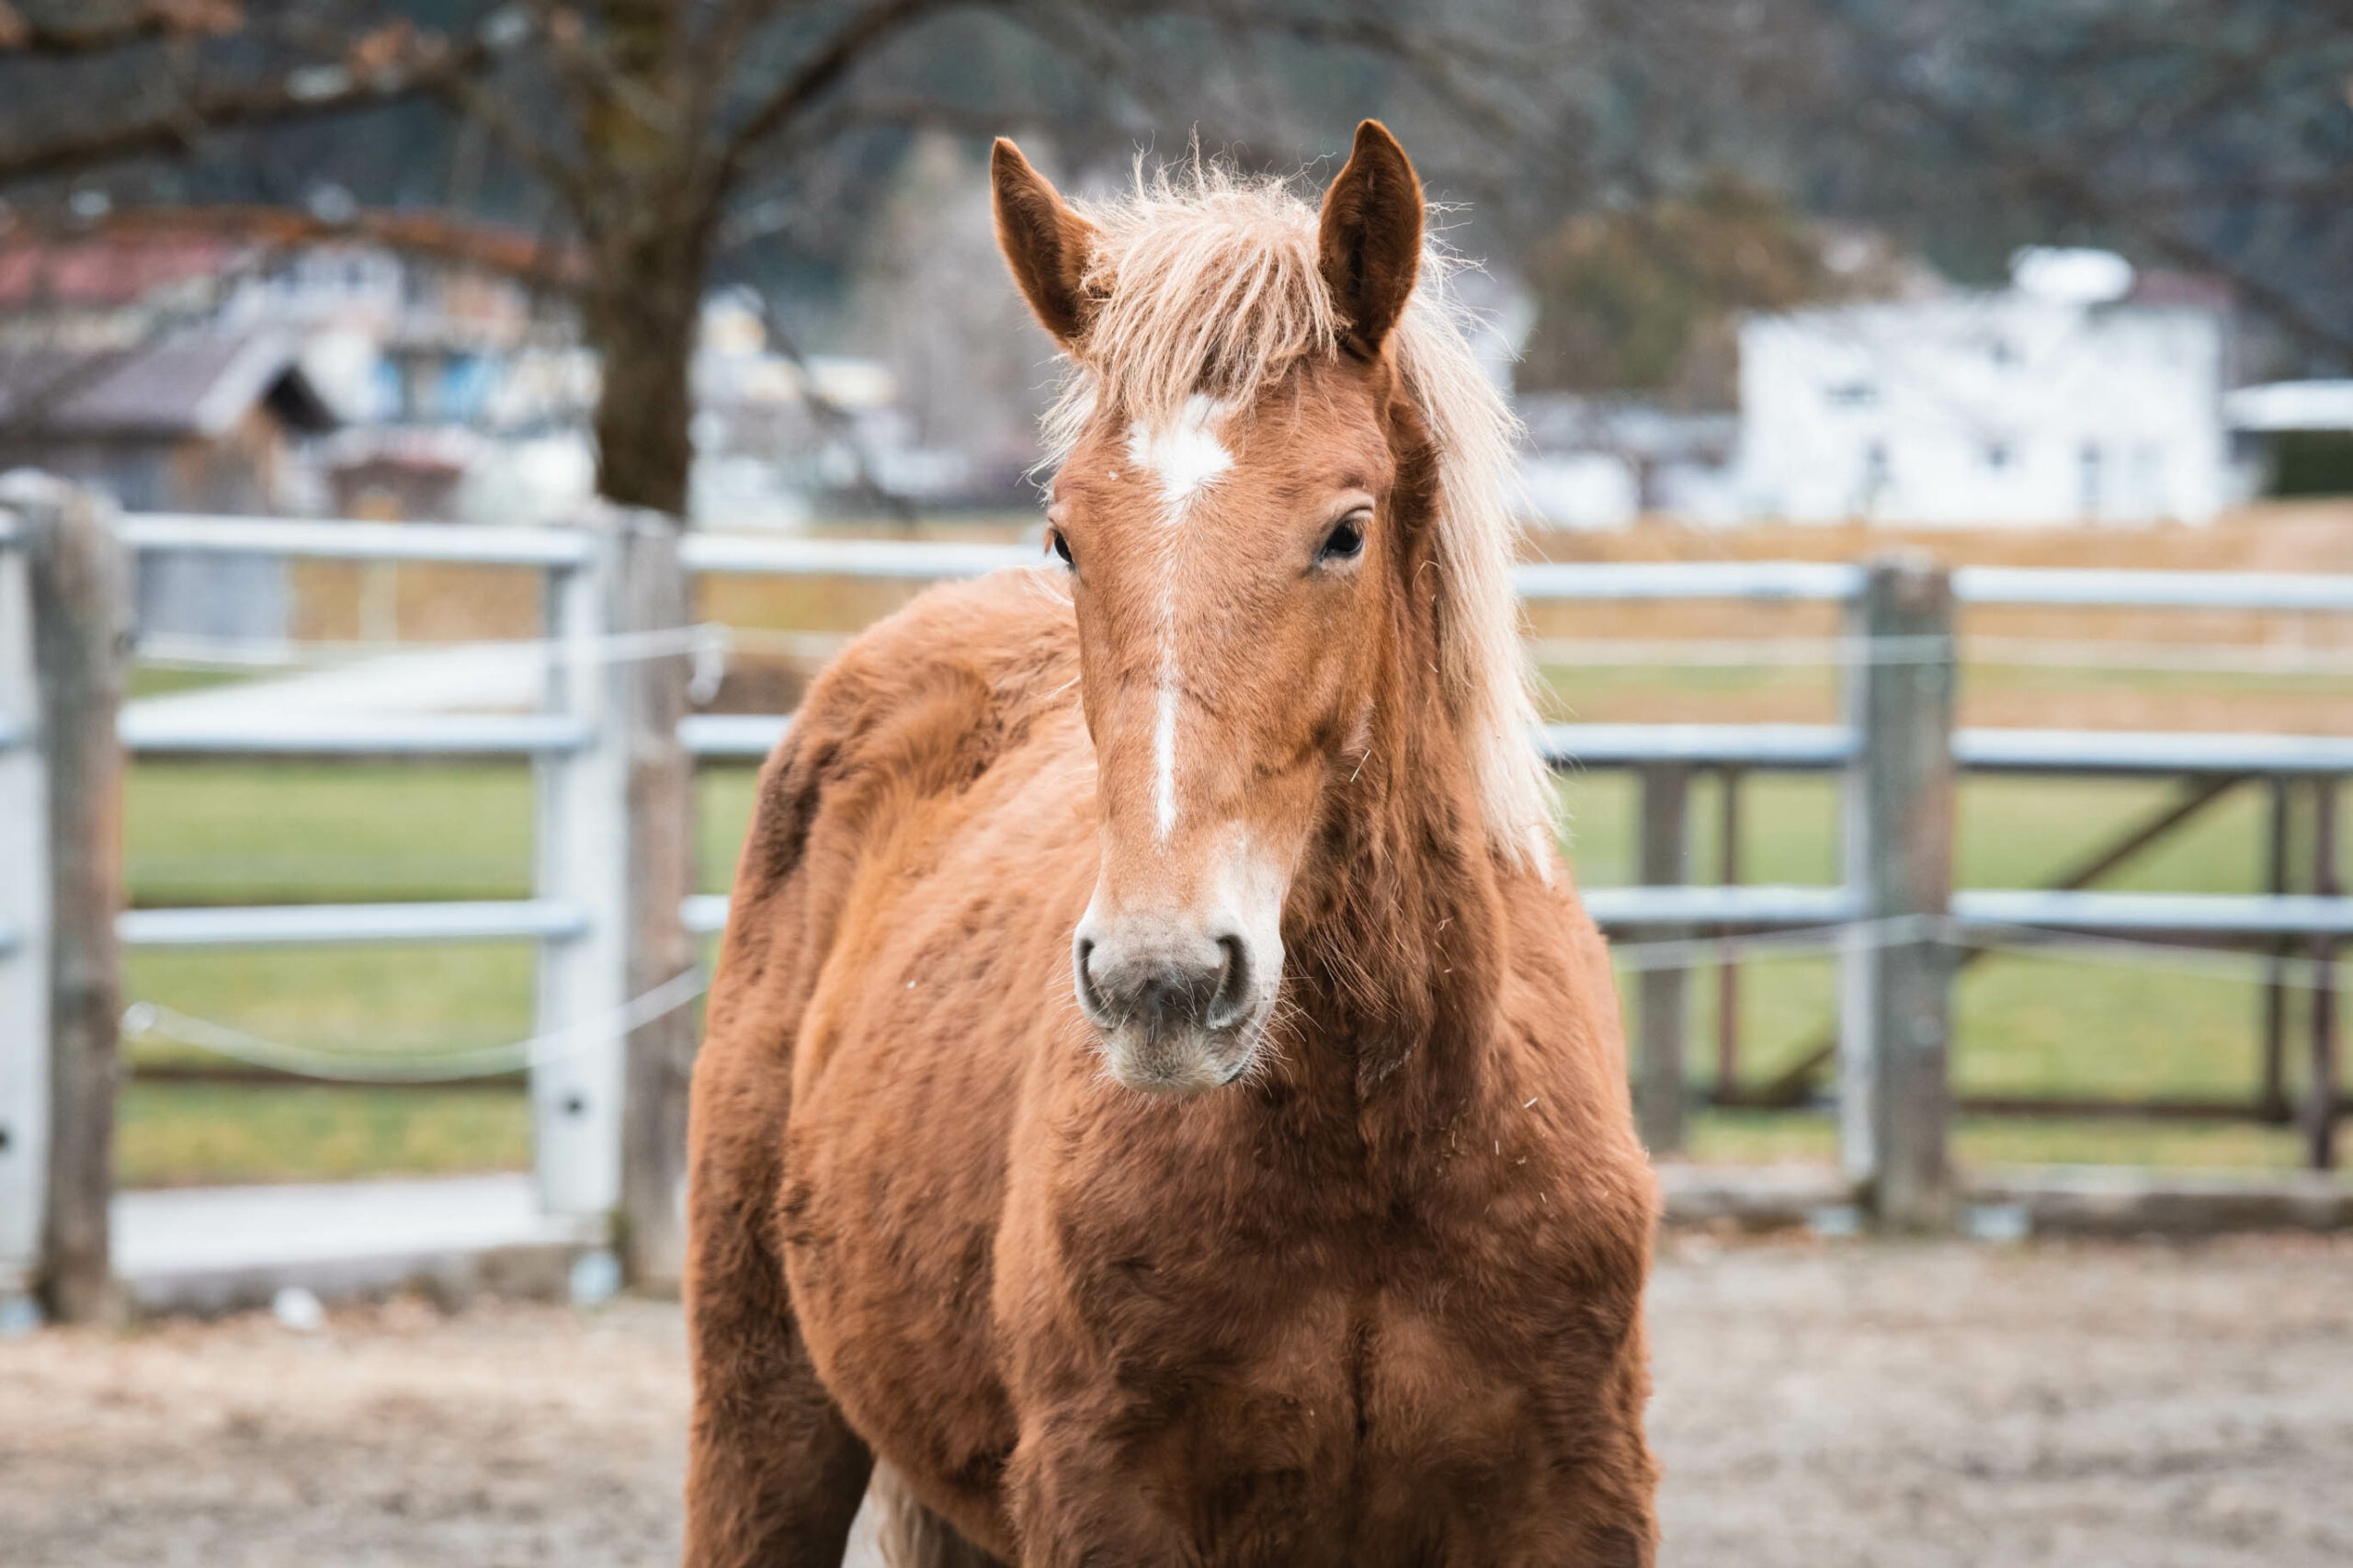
[1859,439,1892,513]
[1982,438,2014,472]
[1825,381,1878,408]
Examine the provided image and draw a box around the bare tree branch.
[712,0,957,185]
[1866,62,2353,365]
[434,72,599,231]
[0,6,533,189]
[35,200,588,291]
[719,270,923,526]
[0,0,241,57]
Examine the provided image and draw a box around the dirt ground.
[5,1233,2350,1567]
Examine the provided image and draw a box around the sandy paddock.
[5,1232,2349,1567]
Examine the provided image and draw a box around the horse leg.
[684,1126,871,1567]
[867,1462,1008,1568]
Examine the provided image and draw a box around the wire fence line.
[1605,913,2353,990]
[1534,633,2353,676]
[135,623,724,669]
[121,967,710,1085]
[110,915,2349,1088]
[106,609,2353,1089]
[131,624,2353,679]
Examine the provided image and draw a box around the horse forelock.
[1037,156,1554,873]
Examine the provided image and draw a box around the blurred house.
[0,231,255,349]
[1518,394,1741,529]
[0,222,1217,534]
[0,330,336,640]
[0,227,592,520]
[1738,249,2229,526]
[2223,381,2353,498]
[321,426,477,519]
[0,329,335,510]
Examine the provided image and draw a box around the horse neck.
[1286,583,1511,1104]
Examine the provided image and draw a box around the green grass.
[128,666,260,699]
[112,722,2347,1187]
[128,763,536,906]
[119,1083,533,1188]
[126,763,766,906]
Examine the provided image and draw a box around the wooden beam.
[26,483,127,1322]
[1634,765,1689,1155]
[1713,767,1742,1097]
[1841,557,1956,1230]
[2261,777,2295,1119]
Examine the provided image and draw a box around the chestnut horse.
[686,122,1657,1567]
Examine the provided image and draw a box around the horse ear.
[1318,120,1424,355]
[992,139,1099,346]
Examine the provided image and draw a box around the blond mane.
[1038,157,1554,869]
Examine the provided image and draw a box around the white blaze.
[1129,394,1234,506]
[1126,395,1232,842]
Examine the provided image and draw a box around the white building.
[1737,251,2228,526]
[1518,395,1740,529]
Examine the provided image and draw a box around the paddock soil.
[6,1233,2350,1567]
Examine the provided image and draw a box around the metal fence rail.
[1540,723,2353,778]
[119,900,590,949]
[121,711,595,757]
[1514,559,1866,601]
[1954,563,2353,612]
[116,512,594,567]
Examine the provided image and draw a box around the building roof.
[2223,381,2353,434]
[0,233,252,311]
[1518,393,1738,462]
[0,331,335,438]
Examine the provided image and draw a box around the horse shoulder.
[694,567,1077,1177]
[711,569,1074,974]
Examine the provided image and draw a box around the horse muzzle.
[1072,912,1274,1094]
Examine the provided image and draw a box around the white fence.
[1,488,2350,1314]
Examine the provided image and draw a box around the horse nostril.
[1206,934,1252,1030]
[1073,937,1107,1019]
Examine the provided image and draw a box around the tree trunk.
[584,224,710,520]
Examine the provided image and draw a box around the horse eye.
[1049,529,1074,568]
[1320,517,1366,562]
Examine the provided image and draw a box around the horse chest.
[1029,1147,1613,1535]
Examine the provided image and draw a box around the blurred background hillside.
[1,0,2350,537]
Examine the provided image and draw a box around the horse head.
[992,122,1516,1095]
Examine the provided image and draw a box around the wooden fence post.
[1635,764,1689,1154]
[615,515,696,1289]
[1839,555,1956,1230]
[16,481,128,1321]
[1715,767,1744,1097]
[2259,778,2296,1122]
